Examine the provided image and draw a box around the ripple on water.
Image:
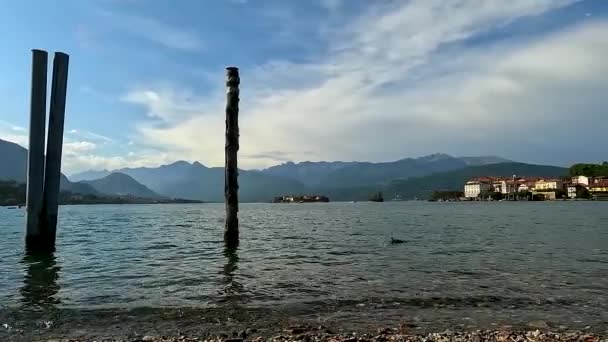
[0,202,606,330]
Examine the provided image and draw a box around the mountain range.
[67,153,518,201]
[1,138,568,201]
[0,139,159,199]
[250,154,512,187]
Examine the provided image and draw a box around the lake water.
[1,202,607,338]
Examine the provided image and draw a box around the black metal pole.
[41,52,69,249]
[25,50,48,251]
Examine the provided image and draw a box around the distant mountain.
[70,169,111,182]
[0,139,27,182]
[458,156,513,166]
[314,153,469,188]
[60,174,99,195]
[0,139,98,195]
[260,153,513,188]
[110,161,306,202]
[113,161,204,193]
[384,162,568,200]
[65,153,520,202]
[262,161,358,187]
[0,139,112,197]
[0,140,306,202]
[6,138,548,202]
[82,172,160,198]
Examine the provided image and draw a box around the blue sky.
[0,0,607,174]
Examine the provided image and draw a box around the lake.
[1,202,607,339]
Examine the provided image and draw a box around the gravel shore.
[37,327,607,342]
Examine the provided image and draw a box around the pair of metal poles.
[25,50,69,253]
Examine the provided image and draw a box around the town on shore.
[461,174,608,201]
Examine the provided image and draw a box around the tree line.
[569,162,608,177]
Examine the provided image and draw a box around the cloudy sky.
[0,0,606,174]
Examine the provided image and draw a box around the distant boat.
[369,192,384,202]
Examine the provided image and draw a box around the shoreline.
[2,306,607,342]
[2,325,606,342]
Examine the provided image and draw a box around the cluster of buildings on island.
[464,175,608,200]
[272,195,330,203]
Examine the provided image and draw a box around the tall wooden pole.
[25,50,48,251]
[224,67,240,245]
[42,52,69,249]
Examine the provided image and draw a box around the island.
[272,195,330,203]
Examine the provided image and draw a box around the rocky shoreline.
[11,326,607,342]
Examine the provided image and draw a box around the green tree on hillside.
[569,163,608,177]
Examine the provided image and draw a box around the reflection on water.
[20,252,61,310]
[221,242,243,301]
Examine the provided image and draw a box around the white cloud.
[126,0,607,168]
[0,121,28,147]
[62,150,175,174]
[68,129,115,144]
[123,86,219,121]
[64,141,97,155]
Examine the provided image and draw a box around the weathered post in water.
[41,52,70,248]
[25,50,48,250]
[224,67,240,245]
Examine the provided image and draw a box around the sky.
[0,0,607,174]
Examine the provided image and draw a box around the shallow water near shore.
[1,202,607,339]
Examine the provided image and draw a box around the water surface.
[1,202,607,338]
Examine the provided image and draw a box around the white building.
[534,179,564,191]
[567,184,578,198]
[572,175,591,186]
[493,180,517,194]
[464,180,493,198]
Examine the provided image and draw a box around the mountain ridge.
[67,154,520,201]
[82,172,161,198]
[0,139,157,198]
[4,138,569,202]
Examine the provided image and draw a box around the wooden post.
[25,50,48,251]
[41,52,69,249]
[224,67,240,245]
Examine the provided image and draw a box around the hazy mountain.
[70,169,111,182]
[1,140,305,201]
[111,162,306,202]
[107,154,517,200]
[0,139,27,182]
[4,138,543,202]
[60,174,99,195]
[66,153,519,201]
[113,161,204,193]
[315,153,469,188]
[384,162,568,200]
[260,153,512,188]
[458,156,513,166]
[82,172,160,198]
[0,139,101,196]
[262,161,358,186]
